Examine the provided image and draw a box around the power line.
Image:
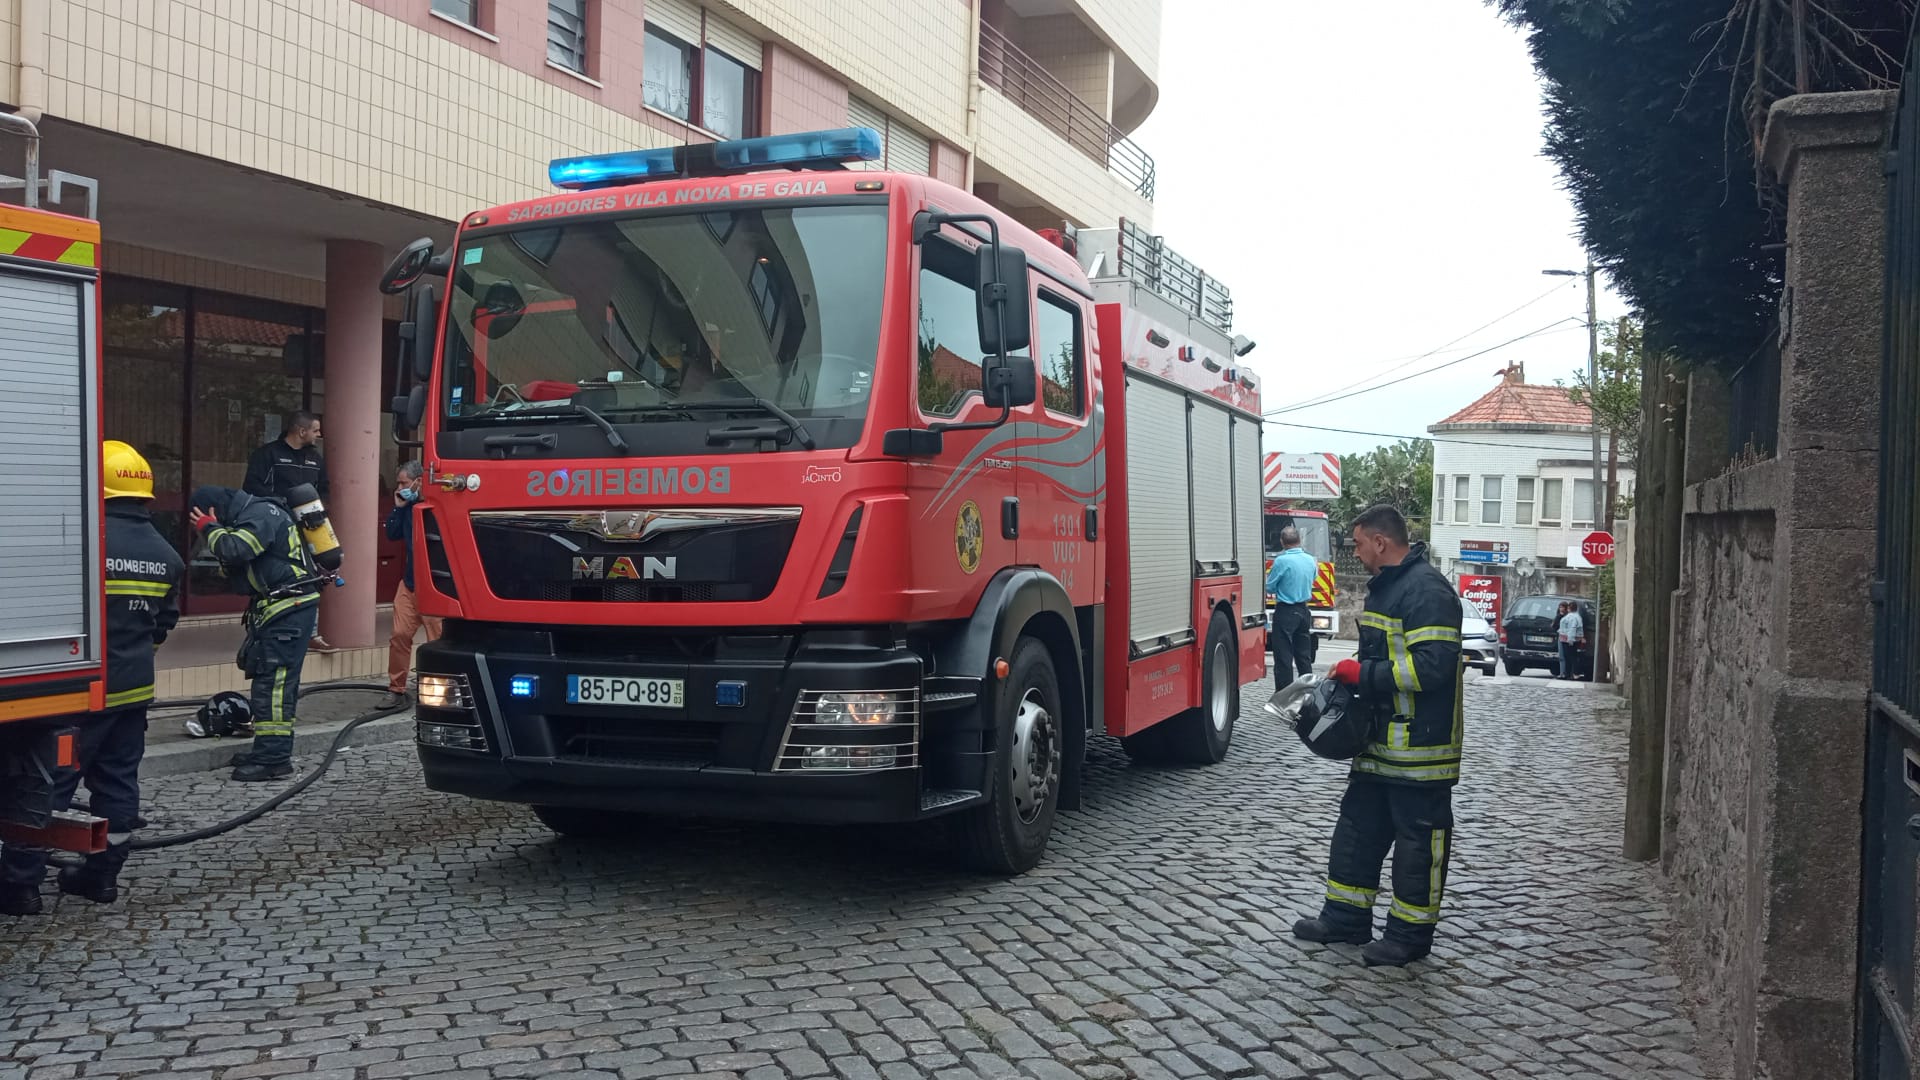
[1265,317,1585,417]
[1269,419,1615,454]
[1274,280,1579,413]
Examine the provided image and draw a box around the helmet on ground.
[1294,679,1370,761]
[102,440,155,500]
[187,692,254,738]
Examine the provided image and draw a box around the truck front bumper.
[411,626,986,825]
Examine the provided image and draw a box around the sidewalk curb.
[143,712,417,778]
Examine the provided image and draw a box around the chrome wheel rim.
[1209,640,1233,732]
[1009,688,1059,825]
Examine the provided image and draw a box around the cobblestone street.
[0,679,1714,1080]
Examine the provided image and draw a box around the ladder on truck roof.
[1072,218,1235,336]
[0,112,99,217]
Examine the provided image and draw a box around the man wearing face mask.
[381,460,442,709]
[1293,504,1464,968]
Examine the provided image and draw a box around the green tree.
[1561,314,1645,473]
[1487,0,1908,370]
[1330,439,1435,540]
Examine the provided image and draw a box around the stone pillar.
[1682,370,1731,486]
[1749,88,1895,1078]
[319,239,385,651]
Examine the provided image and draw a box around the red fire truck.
[1261,453,1341,639]
[380,129,1267,873]
[0,117,110,855]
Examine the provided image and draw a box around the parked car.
[1460,596,1501,676]
[1502,594,1595,678]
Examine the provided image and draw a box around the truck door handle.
[1084,505,1098,540]
[1002,497,1019,540]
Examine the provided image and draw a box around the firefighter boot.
[57,866,119,905]
[0,883,43,916]
[1361,936,1432,968]
[232,759,294,782]
[1292,916,1373,946]
[232,735,293,782]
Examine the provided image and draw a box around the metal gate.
[1862,26,1920,1077]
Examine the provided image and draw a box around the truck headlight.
[807,691,900,726]
[417,673,474,710]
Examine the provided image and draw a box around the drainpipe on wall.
[15,0,49,124]
[963,0,981,188]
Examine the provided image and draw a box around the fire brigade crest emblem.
[955,500,983,575]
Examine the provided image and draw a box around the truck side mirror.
[975,242,1030,355]
[983,355,1037,409]
[380,237,437,295]
[408,285,437,381]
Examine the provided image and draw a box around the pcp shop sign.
[1459,574,1503,641]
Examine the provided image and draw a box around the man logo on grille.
[572,555,678,580]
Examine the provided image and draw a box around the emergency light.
[549,127,884,190]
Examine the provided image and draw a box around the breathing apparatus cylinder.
[285,482,343,573]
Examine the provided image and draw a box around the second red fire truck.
[380,129,1267,873]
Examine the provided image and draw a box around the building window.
[547,0,590,73]
[1539,478,1564,525]
[917,241,988,417]
[643,26,695,119]
[1034,290,1085,417]
[1481,476,1502,524]
[431,0,479,27]
[1572,478,1597,528]
[1516,477,1536,526]
[1453,475,1470,525]
[702,47,757,139]
[1433,476,1447,525]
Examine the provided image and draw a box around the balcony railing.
[977,21,1156,201]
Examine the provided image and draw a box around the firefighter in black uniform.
[188,483,321,782]
[1293,504,1464,967]
[0,441,183,916]
[243,410,335,652]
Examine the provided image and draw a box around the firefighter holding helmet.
[187,482,324,782]
[1294,503,1464,967]
[0,441,183,916]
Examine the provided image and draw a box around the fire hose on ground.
[48,683,410,858]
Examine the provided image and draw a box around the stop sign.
[1582,530,1616,566]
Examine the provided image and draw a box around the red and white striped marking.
[1262,452,1342,498]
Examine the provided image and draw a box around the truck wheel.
[1161,609,1239,765]
[1503,659,1525,677]
[532,805,645,838]
[954,636,1062,875]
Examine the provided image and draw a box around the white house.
[1427,370,1634,599]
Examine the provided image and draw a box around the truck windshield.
[1263,513,1332,562]
[440,204,887,451]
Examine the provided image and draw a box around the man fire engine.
[378,128,1269,874]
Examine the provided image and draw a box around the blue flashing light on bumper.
[548,127,884,190]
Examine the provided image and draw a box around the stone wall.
[1657,91,1894,1079]
[1663,503,1775,1060]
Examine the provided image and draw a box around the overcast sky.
[1130,0,1630,458]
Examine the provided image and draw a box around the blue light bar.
[549,146,681,190]
[711,127,883,171]
[546,127,884,191]
[509,674,540,699]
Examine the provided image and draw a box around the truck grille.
[549,716,719,768]
[470,508,799,604]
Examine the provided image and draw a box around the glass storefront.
[102,275,402,616]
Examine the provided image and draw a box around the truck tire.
[1120,609,1238,766]
[953,636,1062,875]
[532,805,645,838]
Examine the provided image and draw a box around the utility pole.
[1544,259,1608,682]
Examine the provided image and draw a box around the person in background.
[1265,525,1319,682]
[1558,601,1587,681]
[381,461,442,709]
[0,442,183,916]
[243,410,335,653]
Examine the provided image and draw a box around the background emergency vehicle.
[1261,452,1342,639]
[378,128,1268,874]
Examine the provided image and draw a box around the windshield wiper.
[691,397,817,450]
[494,401,630,454]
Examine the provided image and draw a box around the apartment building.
[0,0,1163,661]
[1427,373,1634,597]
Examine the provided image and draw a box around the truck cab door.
[1021,286,1098,606]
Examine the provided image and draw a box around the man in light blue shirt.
[1266,525,1320,680]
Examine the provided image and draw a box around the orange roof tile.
[1431,382,1593,429]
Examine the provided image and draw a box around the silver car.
[1460,596,1501,676]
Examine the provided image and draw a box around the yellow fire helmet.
[102,440,155,500]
